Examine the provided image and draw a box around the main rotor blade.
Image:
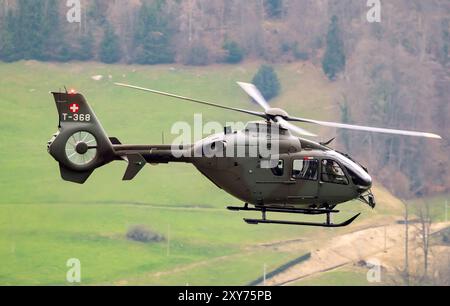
[287,116,442,139]
[275,117,317,137]
[237,82,270,111]
[237,82,316,137]
[115,83,266,119]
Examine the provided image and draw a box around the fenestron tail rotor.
[114,82,442,140]
[64,131,98,166]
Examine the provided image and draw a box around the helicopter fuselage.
[100,120,373,210]
[47,86,439,226]
[187,121,372,208]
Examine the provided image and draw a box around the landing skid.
[227,204,360,227]
[244,213,360,228]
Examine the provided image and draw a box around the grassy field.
[0,60,424,285]
[288,266,374,286]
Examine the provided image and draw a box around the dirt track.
[257,221,450,286]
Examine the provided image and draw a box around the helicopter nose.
[357,174,372,192]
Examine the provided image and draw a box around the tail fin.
[47,91,115,183]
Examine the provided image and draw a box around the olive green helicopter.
[47,82,441,227]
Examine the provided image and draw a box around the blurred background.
[0,0,448,285]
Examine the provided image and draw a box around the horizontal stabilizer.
[123,153,146,181]
[109,137,122,145]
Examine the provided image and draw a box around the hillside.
[0,60,411,285]
[0,60,339,206]
[1,0,448,198]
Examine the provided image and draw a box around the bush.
[264,0,283,19]
[443,234,449,244]
[293,42,309,61]
[185,43,209,66]
[126,225,165,243]
[280,42,291,54]
[223,41,244,64]
[252,65,281,101]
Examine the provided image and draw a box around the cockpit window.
[292,159,318,180]
[271,159,284,176]
[321,159,349,185]
[345,166,367,186]
[325,150,371,183]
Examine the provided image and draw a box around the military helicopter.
[47,83,442,227]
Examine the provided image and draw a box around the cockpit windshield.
[325,150,372,187]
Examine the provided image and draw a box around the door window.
[292,159,318,180]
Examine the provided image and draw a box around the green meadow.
[0,61,419,285]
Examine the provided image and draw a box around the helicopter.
[47,82,442,228]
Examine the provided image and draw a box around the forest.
[0,0,449,198]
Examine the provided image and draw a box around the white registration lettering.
[72,114,91,122]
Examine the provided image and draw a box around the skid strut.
[227,204,360,228]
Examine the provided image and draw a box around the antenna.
[63,86,68,94]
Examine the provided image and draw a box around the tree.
[88,0,109,27]
[264,0,283,19]
[441,19,449,65]
[71,34,95,61]
[0,0,68,62]
[223,40,244,64]
[15,0,46,60]
[403,200,410,286]
[252,65,281,101]
[338,99,351,151]
[133,1,175,65]
[0,10,19,62]
[100,24,121,63]
[41,0,70,62]
[185,43,209,66]
[322,15,346,80]
[415,201,432,281]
